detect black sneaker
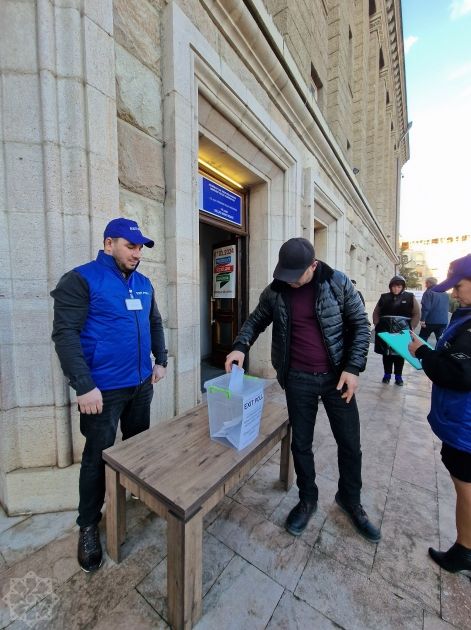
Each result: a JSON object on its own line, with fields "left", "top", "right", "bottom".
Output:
{"left": 394, "top": 376, "right": 404, "bottom": 386}
{"left": 382, "top": 374, "right": 391, "bottom": 384}
{"left": 429, "top": 543, "right": 471, "bottom": 573}
{"left": 335, "top": 492, "right": 381, "bottom": 543}
{"left": 78, "top": 524, "right": 103, "bottom": 572}
{"left": 285, "top": 500, "right": 317, "bottom": 536}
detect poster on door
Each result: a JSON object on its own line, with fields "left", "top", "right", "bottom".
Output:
{"left": 213, "top": 244, "right": 236, "bottom": 298}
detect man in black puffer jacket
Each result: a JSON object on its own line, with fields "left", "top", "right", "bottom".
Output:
{"left": 225, "top": 238, "right": 380, "bottom": 542}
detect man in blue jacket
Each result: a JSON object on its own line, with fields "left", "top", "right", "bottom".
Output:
{"left": 51, "top": 218, "right": 168, "bottom": 572}
{"left": 419, "top": 277, "right": 450, "bottom": 342}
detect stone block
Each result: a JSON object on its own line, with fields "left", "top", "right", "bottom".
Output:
{"left": 0, "top": 0, "right": 37, "bottom": 72}
{"left": 61, "top": 212, "right": 93, "bottom": 270}
{"left": 60, "top": 146, "right": 89, "bottom": 214}
{"left": 2, "top": 464, "right": 80, "bottom": 514}
{"left": 113, "top": 0, "right": 161, "bottom": 73}
{"left": 119, "top": 188, "right": 165, "bottom": 263}
{"left": 55, "top": 5, "right": 82, "bottom": 78}
{"left": 88, "top": 152, "right": 119, "bottom": 217}
{"left": 117, "top": 119, "right": 165, "bottom": 202}
{"left": 84, "top": 15, "right": 116, "bottom": 99}
{"left": 16, "top": 406, "right": 57, "bottom": 468}
{"left": 8, "top": 211, "right": 48, "bottom": 280}
{"left": 2, "top": 74, "right": 41, "bottom": 143}
{"left": 86, "top": 85, "right": 118, "bottom": 162}
{"left": 115, "top": 43, "right": 162, "bottom": 140}
{"left": 150, "top": 356, "right": 175, "bottom": 423}
{"left": 14, "top": 343, "right": 55, "bottom": 408}
{"left": 4, "top": 142, "right": 44, "bottom": 212}
{"left": 57, "top": 78, "right": 87, "bottom": 149}
{"left": 0, "top": 408, "right": 19, "bottom": 472}
{"left": 84, "top": 0, "right": 114, "bottom": 35}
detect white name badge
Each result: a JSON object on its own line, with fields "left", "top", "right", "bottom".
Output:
{"left": 125, "top": 298, "right": 143, "bottom": 311}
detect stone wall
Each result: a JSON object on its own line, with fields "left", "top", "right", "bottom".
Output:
{"left": 0, "top": 0, "right": 408, "bottom": 514}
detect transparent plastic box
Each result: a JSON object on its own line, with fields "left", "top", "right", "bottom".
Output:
{"left": 203, "top": 372, "right": 266, "bottom": 450}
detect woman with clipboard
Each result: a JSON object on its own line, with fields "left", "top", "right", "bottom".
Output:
{"left": 372, "top": 275, "right": 420, "bottom": 385}
{"left": 409, "top": 254, "right": 471, "bottom": 574}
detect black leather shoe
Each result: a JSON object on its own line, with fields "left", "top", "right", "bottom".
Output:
{"left": 285, "top": 500, "right": 317, "bottom": 536}
{"left": 78, "top": 524, "right": 103, "bottom": 572}
{"left": 335, "top": 492, "right": 381, "bottom": 543}
{"left": 429, "top": 543, "right": 471, "bottom": 573}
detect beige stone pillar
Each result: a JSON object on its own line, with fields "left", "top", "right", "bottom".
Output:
{"left": 0, "top": 0, "right": 118, "bottom": 514}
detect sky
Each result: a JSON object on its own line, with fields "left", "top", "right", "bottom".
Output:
{"left": 399, "top": 0, "right": 471, "bottom": 240}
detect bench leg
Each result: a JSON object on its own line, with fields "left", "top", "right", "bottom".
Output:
{"left": 105, "top": 464, "right": 126, "bottom": 563}
{"left": 279, "top": 423, "right": 294, "bottom": 490}
{"left": 167, "top": 510, "right": 203, "bottom": 630}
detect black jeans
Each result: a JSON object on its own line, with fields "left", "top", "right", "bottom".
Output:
{"left": 285, "top": 370, "right": 362, "bottom": 507}
{"left": 419, "top": 323, "right": 446, "bottom": 343}
{"left": 382, "top": 355, "right": 405, "bottom": 376}
{"left": 77, "top": 378, "right": 154, "bottom": 527}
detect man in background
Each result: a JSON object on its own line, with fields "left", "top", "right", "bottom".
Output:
{"left": 51, "top": 218, "right": 168, "bottom": 573}
{"left": 419, "top": 276, "right": 450, "bottom": 342}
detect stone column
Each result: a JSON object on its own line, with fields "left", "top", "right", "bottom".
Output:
{"left": 0, "top": 0, "right": 118, "bottom": 514}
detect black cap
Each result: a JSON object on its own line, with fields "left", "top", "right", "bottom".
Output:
{"left": 273, "top": 238, "right": 315, "bottom": 283}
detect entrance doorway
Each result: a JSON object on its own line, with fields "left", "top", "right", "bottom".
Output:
{"left": 199, "top": 223, "right": 247, "bottom": 390}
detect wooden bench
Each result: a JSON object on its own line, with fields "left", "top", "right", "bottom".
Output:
{"left": 103, "top": 387, "right": 293, "bottom": 630}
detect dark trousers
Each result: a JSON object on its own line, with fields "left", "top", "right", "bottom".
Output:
{"left": 285, "top": 370, "right": 362, "bottom": 507}
{"left": 419, "top": 323, "right": 446, "bottom": 343}
{"left": 382, "top": 355, "right": 405, "bottom": 376}
{"left": 77, "top": 378, "right": 154, "bottom": 527}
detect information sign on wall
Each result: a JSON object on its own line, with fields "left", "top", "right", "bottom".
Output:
{"left": 213, "top": 244, "right": 237, "bottom": 298}
{"left": 199, "top": 175, "right": 242, "bottom": 226}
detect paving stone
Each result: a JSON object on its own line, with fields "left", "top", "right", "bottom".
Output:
{"left": 233, "top": 458, "right": 289, "bottom": 519}
{"left": 6, "top": 512, "right": 167, "bottom": 630}
{"left": 92, "top": 588, "right": 168, "bottom": 629}
{"left": 371, "top": 477, "right": 440, "bottom": 612}
{"left": 0, "top": 511, "right": 77, "bottom": 566}
{"left": 207, "top": 500, "right": 311, "bottom": 590}
{"left": 440, "top": 571, "right": 471, "bottom": 629}
{"left": 266, "top": 589, "right": 339, "bottom": 629}
{"left": 0, "top": 506, "right": 30, "bottom": 536}
{"left": 295, "top": 547, "right": 424, "bottom": 630}
{"left": 195, "top": 555, "right": 283, "bottom": 630}
{"left": 136, "top": 531, "right": 234, "bottom": 621}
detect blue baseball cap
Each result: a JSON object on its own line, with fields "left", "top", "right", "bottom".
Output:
{"left": 433, "top": 254, "right": 471, "bottom": 292}
{"left": 103, "top": 218, "right": 154, "bottom": 248}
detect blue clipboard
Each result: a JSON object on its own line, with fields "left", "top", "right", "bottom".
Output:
{"left": 378, "top": 330, "right": 433, "bottom": 370}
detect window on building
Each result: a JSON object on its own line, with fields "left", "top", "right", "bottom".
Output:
{"left": 369, "top": 0, "right": 377, "bottom": 16}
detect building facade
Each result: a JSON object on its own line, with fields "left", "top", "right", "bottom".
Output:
{"left": 0, "top": 0, "right": 409, "bottom": 514}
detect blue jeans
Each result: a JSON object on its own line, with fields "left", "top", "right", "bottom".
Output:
{"left": 285, "top": 370, "right": 362, "bottom": 506}
{"left": 77, "top": 377, "right": 154, "bottom": 527}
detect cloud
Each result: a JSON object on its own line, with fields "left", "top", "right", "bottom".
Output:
{"left": 404, "top": 35, "right": 418, "bottom": 54}
{"left": 448, "top": 61, "right": 471, "bottom": 80}
{"left": 450, "top": 0, "right": 471, "bottom": 19}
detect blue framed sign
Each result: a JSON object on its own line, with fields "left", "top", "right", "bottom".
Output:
{"left": 199, "top": 175, "right": 242, "bottom": 227}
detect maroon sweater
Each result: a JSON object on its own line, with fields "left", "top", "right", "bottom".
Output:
{"left": 289, "top": 279, "right": 331, "bottom": 373}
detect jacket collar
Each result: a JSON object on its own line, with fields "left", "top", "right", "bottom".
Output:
{"left": 96, "top": 250, "right": 137, "bottom": 277}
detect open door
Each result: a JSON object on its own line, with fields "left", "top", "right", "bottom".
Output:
{"left": 210, "top": 238, "right": 241, "bottom": 368}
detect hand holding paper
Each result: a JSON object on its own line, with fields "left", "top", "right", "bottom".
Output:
{"left": 408, "top": 330, "right": 425, "bottom": 358}
{"left": 377, "top": 330, "right": 433, "bottom": 370}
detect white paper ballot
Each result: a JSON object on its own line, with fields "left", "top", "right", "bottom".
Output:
{"left": 228, "top": 364, "right": 244, "bottom": 393}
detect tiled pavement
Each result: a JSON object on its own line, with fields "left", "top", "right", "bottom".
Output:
{"left": 1, "top": 348, "right": 470, "bottom": 629}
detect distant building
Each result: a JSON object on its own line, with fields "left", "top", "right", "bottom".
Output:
{"left": 401, "top": 235, "right": 471, "bottom": 288}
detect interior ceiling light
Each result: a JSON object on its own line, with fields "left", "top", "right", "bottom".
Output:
{"left": 198, "top": 158, "right": 243, "bottom": 189}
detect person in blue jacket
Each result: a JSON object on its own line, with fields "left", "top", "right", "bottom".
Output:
{"left": 418, "top": 276, "right": 450, "bottom": 342}
{"left": 409, "top": 254, "right": 471, "bottom": 573}
{"left": 51, "top": 218, "right": 168, "bottom": 573}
